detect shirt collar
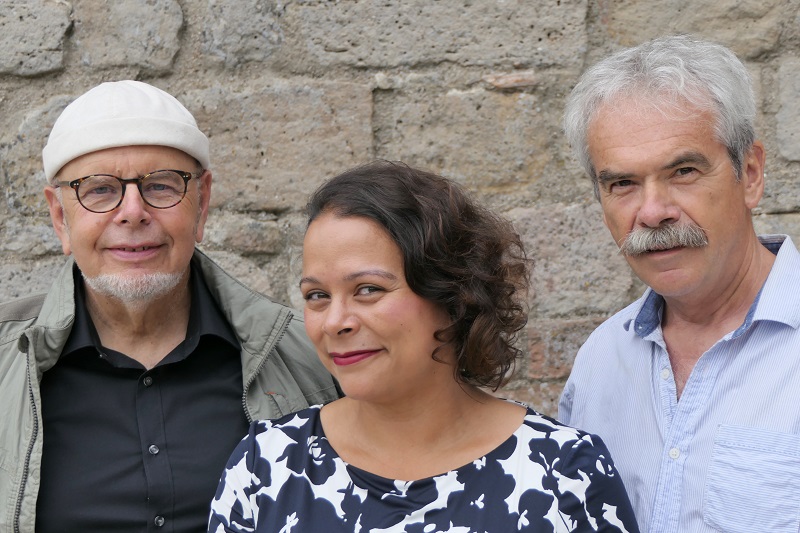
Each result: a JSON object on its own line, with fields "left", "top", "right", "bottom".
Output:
{"left": 627, "top": 234, "right": 798, "bottom": 338}
{"left": 185, "top": 259, "right": 240, "bottom": 352}
{"left": 61, "top": 264, "right": 100, "bottom": 355}
{"left": 750, "top": 234, "right": 800, "bottom": 328}
{"left": 627, "top": 289, "right": 663, "bottom": 337}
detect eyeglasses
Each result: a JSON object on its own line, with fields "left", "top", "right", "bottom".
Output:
{"left": 55, "top": 169, "right": 202, "bottom": 213}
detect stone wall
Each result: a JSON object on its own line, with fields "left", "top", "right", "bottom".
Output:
{"left": 2, "top": 0, "right": 799, "bottom": 416}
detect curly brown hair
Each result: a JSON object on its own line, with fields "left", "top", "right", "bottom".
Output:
{"left": 305, "top": 160, "right": 531, "bottom": 390}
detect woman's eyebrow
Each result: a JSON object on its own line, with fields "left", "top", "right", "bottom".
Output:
{"left": 298, "top": 269, "right": 398, "bottom": 288}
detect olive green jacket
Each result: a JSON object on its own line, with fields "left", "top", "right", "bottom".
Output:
{"left": 0, "top": 250, "right": 340, "bottom": 533}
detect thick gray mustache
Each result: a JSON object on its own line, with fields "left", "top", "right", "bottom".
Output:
{"left": 619, "top": 224, "right": 708, "bottom": 256}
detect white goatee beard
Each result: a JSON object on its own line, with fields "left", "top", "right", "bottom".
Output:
{"left": 82, "top": 272, "right": 184, "bottom": 305}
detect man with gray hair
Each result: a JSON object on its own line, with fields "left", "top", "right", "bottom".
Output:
{"left": 0, "top": 80, "right": 340, "bottom": 532}
{"left": 559, "top": 35, "right": 800, "bottom": 533}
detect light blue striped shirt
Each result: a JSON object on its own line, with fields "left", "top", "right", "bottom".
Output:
{"left": 559, "top": 234, "right": 800, "bottom": 533}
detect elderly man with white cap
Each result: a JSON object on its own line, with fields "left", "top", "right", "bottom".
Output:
{"left": 0, "top": 80, "right": 341, "bottom": 533}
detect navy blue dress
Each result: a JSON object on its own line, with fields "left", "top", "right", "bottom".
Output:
{"left": 208, "top": 405, "right": 639, "bottom": 532}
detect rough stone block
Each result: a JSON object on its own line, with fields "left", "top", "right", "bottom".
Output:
{"left": 185, "top": 81, "right": 373, "bottom": 213}
{"left": 777, "top": 57, "right": 800, "bottom": 162}
{"left": 1, "top": 95, "right": 72, "bottom": 216}
{"left": 0, "top": 1, "right": 70, "bottom": 76}
{"left": 594, "top": 0, "right": 783, "bottom": 59}
{"left": 507, "top": 202, "right": 638, "bottom": 318}
{"left": 73, "top": 0, "right": 183, "bottom": 73}
{"left": 0, "top": 219, "right": 61, "bottom": 256}
{"left": 527, "top": 318, "right": 606, "bottom": 380}
{"left": 494, "top": 379, "right": 567, "bottom": 418}
{"left": 201, "top": 214, "right": 307, "bottom": 308}
{"left": 203, "top": 212, "right": 283, "bottom": 255}
{"left": 754, "top": 212, "right": 800, "bottom": 244}
{"left": 0, "top": 257, "right": 65, "bottom": 301}
{"left": 201, "top": 244, "right": 302, "bottom": 308}
{"left": 202, "top": 0, "right": 283, "bottom": 67}
{"left": 201, "top": 249, "right": 281, "bottom": 304}
{"left": 280, "top": 0, "right": 587, "bottom": 70}
{"left": 374, "top": 83, "right": 589, "bottom": 209}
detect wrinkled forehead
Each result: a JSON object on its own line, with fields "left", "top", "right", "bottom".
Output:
{"left": 586, "top": 92, "right": 722, "bottom": 164}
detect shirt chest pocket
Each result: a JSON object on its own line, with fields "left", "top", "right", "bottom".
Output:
{"left": 703, "top": 425, "right": 800, "bottom": 533}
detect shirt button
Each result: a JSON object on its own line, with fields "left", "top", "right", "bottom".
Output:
{"left": 154, "top": 515, "right": 165, "bottom": 527}
{"left": 668, "top": 447, "right": 681, "bottom": 459}
{"left": 660, "top": 368, "right": 671, "bottom": 380}
{"left": 148, "top": 444, "right": 160, "bottom": 455}
{"left": 143, "top": 376, "right": 153, "bottom": 386}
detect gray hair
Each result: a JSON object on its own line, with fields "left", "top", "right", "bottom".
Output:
{"left": 563, "top": 34, "right": 757, "bottom": 199}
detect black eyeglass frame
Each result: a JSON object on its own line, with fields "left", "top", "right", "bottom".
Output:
{"left": 55, "top": 169, "right": 202, "bottom": 213}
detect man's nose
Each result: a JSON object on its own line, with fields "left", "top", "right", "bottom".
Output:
{"left": 636, "top": 181, "right": 681, "bottom": 228}
{"left": 113, "top": 183, "right": 151, "bottom": 224}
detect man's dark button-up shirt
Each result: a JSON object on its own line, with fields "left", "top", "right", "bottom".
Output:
{"left": 36, "top": 265, "right": 249, "bottom": 532}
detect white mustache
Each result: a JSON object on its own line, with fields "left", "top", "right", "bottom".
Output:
{"left": 619, "top": 224, "right": 708, "bottom": 256}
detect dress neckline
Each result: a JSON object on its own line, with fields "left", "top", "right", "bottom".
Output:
{"left": 310, "top": 403, "right": 535, "bottom": 484}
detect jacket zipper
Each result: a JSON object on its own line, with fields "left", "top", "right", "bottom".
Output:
{"left": 240, "top": 311, "right": 292, "bottom": 424}
{"left": 14, "top": 347, "right": 39, "bottom": 533}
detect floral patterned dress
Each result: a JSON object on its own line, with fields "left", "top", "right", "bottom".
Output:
{"left": 208, "top": 405, "right": 639, "bottom": 533}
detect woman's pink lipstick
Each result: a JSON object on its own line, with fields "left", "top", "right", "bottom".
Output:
{"left": 330, "top": 350, "right": 380, "bottom": 366}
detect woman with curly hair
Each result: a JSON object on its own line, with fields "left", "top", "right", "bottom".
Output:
{"left": 208, "top": 161, "right": 638, "bottom": 533}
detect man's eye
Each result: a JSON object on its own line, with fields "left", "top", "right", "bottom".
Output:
{"left": 143, "top": 182, "right": 180, "bottom": 194}
{"left": 676, "top": 167, "right": 696, "bottom": 176}
{"left": 85, "top": 185, "right": 115, "bottom": 196}
{"left": 608, "top": 179, "right": 633, "bottom": 191}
